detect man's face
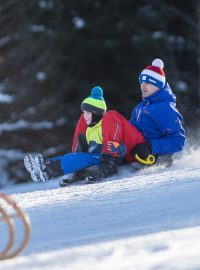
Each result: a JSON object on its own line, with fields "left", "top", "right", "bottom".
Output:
{"left": 140, "top": 82, "right": 159, "bottom": 98}
{"left": 83, "top": 111, "right": 92, "bottom": 125}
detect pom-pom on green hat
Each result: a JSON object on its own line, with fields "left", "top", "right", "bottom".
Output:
{"left": 81, "top": 86, "right": 107, "bottom": 116}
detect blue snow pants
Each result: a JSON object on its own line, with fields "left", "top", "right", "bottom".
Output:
{"left": 50, "top": 152, "right": 101, "bottom": 175}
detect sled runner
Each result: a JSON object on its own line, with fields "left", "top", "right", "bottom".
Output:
{"left": 0, "top": 193, "right": 31, "bottom": 260}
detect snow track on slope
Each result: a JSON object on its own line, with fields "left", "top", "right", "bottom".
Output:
{"left": 1, "top": 151, "right": 200, "bottom": 269}
{"left": 3, "top": 165, "right": 199, "bottom": 253}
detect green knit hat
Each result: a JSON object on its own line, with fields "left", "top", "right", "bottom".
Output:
{"left": 81, "top": 86, "right": 107, "bottom": 116}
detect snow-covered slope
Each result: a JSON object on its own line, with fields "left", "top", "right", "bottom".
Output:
{"left": 1, "top": 148, "right": 200, "bottom": 269}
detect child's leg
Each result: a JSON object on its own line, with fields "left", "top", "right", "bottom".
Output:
{"left": 24, "top": 152, "right": 101, "bottom": 182}
{"left": 50, "top": 152, "right": 101, "bottom": 175}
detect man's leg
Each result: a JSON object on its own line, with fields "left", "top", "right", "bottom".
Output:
{"left": 83, "top": 155, "right": 120, "bottom": 183}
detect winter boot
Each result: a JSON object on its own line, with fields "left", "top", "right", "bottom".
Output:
{"left": 24, "top": 154, "right": 44, "bottom": 182}
{"left": 24, "top": 154, "right": 40, "bottom": 182}
{"left": 34, "top": 154, "right": 49, "bottom": 182}
{"left": 44, "top": 159, "right": 64, "bottom": 178}
{"left": 59, "top": 169, "right": 87, "bottom": 187}
{"left": 34, "top": 154, "right": 65, "bottom": 181}
{"left": 24, "top": 154, "right": 49, "bottom": 182}
{"left": 85, "top": 155, "right": 119, "bottom": 183}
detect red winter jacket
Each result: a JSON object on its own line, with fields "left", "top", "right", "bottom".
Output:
{"left": 72, "top": 110, "right": 145, "bottom": 163}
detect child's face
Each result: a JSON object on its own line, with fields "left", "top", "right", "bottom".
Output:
{"left": 83, "top": 111, "right": 92, "bottom": 125}
{"left": 140, "top": 82, "right": 159, "bottom": 98}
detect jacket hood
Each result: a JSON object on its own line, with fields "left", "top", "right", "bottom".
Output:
{"left": 144, "top": 83, "right": 176, "bottom": 104}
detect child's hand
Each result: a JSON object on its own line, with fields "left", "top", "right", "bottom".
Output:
{"left": 107, "top": 141, "right": 120, "bottom": 153}
{"left": 106, "top": 141, "right": 127, "bottom": 157}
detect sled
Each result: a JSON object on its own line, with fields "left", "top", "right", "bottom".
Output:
{"left": 0, "top": 192, "right": 31, "bottom": 260}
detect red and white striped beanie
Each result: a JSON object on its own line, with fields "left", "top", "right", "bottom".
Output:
{"left": 139, "top": 59, "right": 166, "bottom": 88}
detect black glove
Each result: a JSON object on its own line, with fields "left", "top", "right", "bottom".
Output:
{"left": 131, "top": 142, "right": 152, "bottom": 160}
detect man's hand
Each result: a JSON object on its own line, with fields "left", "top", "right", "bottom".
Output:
{"left": 131, "top": 142, "right": 156, "bottom": 165}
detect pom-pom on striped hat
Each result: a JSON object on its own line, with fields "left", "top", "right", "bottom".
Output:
{"left": 139, "top": 59, "right": 166, "bottom": 88}
{"left": 81, "top": 86, "right": 107, "bottom": 116}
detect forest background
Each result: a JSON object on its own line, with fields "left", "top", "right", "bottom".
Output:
{"left": 0, "top": 0, "right": 199, "bottom": 185}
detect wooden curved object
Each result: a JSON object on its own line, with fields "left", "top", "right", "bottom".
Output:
{"left": 0, "top": 192, "right": 31, "bottom": 260}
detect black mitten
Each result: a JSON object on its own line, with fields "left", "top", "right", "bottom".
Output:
{"left": 131, "top": 143, "right": 152, "bottom": 160}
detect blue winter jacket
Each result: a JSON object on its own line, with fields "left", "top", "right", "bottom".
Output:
{"left": 130, "top": 84, "right": 185, "bottom": 155}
